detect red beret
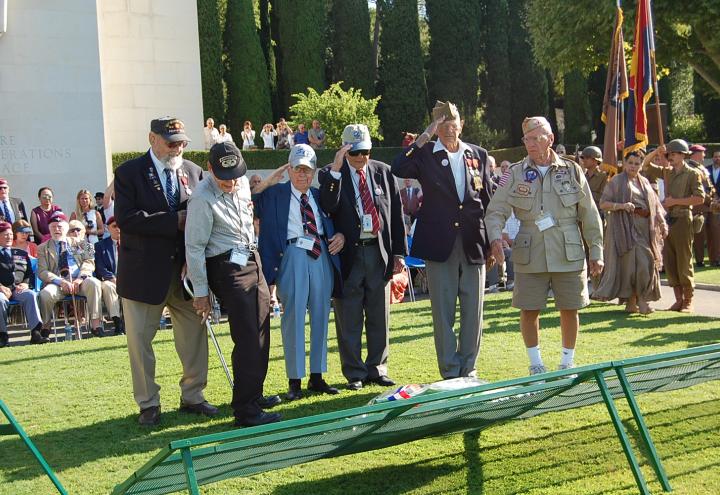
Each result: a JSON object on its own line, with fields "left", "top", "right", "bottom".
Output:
{"left": 48, "top": 213, "right": 68, "bottom": 224}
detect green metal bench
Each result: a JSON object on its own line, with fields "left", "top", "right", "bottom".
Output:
{"left": 0, "top": 399, "right": 68, "bottom": 495}
{"left": 113, "top": 343, "right": 720, "bottom": 495}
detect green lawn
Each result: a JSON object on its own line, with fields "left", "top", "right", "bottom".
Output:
{"left": 688, "top": 265, "right": 720, "bottom": 285}
{"left": 1, "top": 293, "right": 719, "bottom": 495}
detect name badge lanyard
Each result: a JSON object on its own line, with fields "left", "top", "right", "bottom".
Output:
{"left": 221, "top": 193, "right": 254, "bottom": 247}
{"left": 351, "top": 170, "right": 377, "bottom": 233}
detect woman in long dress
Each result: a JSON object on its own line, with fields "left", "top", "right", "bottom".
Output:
{"left": 592, "top": 150, "right": 667, "bottom": 314}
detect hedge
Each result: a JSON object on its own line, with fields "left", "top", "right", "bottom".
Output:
{"left": 111, "top": 146, "right": 528, "bottom": 172}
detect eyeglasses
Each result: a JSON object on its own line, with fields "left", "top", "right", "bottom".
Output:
{"left": 69, "top": 228, "right": 82, "bottom": 233}
{"left": 165, "top": 140, "right": 187, "bottom": 149}
{"left": 521, "top": 134, "right": 550, "bottom": 145}
{"left": 348, "top": 149, "right": 370, "bottom": 157}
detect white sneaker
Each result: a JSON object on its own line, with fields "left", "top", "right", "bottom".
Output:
{"left": 557, "top": 362, "right": 575, "bottom": 371}
{"left": 487, "top": 284, "right": 499, "bottom": 294}
{"left": 529, "top": 364, "right": 547, "bottom": 375}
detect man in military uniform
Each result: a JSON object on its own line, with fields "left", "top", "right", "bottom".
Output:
{"left": 641, "top": 139, "right": 704, "bottom": 311}
{"left": 580, "top": 146, "right": 608, "bottom": 212}
{"left": 486, "top": 117, "right": 604, "bottom": 375}
{"left": 687, "top": 144, "right": 715, "bottom": 267}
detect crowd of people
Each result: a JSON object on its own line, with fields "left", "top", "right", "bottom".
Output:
{"left": 1, "top": 105, "right": 714, "bottom": 430}
{"left": 203, "top": 117, "right": 327, "bottom": 152}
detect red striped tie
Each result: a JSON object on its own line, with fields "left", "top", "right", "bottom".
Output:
{"left": 358, "top": 169, "right": 380, "bottom": 235}
{"left": 300, "top": 193, "right": 322, "bottom": 259}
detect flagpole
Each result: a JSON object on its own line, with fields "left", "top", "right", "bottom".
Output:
{"left": 650, "top": 53, "right": 664, "bottom": 147}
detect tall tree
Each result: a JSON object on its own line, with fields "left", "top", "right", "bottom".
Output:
{"left": 272, "top": 0, "right": 328, "bottom": 113}
{"left": 258, "top": 0, "right": 280, "bottom": 119}
{"left": 478, "top": 0, "right": 512, "bottom": 145}
{"left": 376, "top": 0, "right": 428, "bottom": 145}
{"left": 507, "top": 0, "right": 548, "bottom": 144}
{"left": 196, "top": 0, "right": 225, "bottom": 123}
{"left": 426, "top": 0, "right": 481, "bottom": 116}
{"left": 563, "top": 70, "right": 593, "bottom": 145}
{"left": 224, "top": 0, "right": 272, "bottom": 140}
{"left": 329, "top": 0, "right": 374, "bottom": 97}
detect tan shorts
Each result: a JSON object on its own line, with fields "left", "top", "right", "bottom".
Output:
{"left": 512, "top": 271, "right": 589, "bottom": 310}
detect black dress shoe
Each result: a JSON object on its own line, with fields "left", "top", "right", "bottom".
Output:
{"left": 30, "top": 330, "right": 49, "bottom": 345}
{"left": 256, "top": 395, "right": 282, "bottom": 409}
{"left": 112, "top": 317, "right": 125, "bottom": 335}
{"left": 308, "top": 378, "right": 340, "bottom": 395}
{"left": 0, "top": 332, "right": 8, "bottom": 348}
{"left": 179, "top": 400, "right": 220, "bottom": 417}
{"left": 40, "top": 328, "right": 51, "bottom": 339}
{"left": 234, "top": 411, "right": 282, "bottom": 428}
{"left": 346, "top": 380, "right": 363, "bottom": 391}
{"left": 286, "top": 380, "right": 303, "bottom": 401}
{"left": 367, "top": 375, "right": 396, "bottom": 387}
{"left": 138, "top": 406, "right": 161, "bottom": 426}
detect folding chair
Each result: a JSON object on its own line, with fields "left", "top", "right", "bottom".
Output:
{"left": 404, "top": 236, "right": 427, "bottom": 302}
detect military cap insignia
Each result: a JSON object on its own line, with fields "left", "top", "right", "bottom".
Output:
{"left": 220, "top": 155, "right": 238, "bottom": 168}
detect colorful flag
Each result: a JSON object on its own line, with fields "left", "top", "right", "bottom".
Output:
{"left": 601, "top": 1, "right": 628, "bottom": 176}
{"left": 624, "top": 0, "right": 655, "bottom": 155}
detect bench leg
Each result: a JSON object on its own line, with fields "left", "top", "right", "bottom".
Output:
{"left": 181, "top": 447, "right": 200, "bottom": 495}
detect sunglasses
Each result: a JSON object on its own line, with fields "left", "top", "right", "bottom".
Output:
{"left": 165, "top": 140, "right": 187, "bottom": 149}
{"left": 348, "top": 149, "right": 370, "bottom": 157}
{"left": 69, "top": 228, "right": 82, "bottom": 233}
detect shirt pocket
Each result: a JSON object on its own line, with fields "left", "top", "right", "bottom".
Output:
{"left": 511, "top": 233, "right": 531, "bottom": 265}
{"left": 553, "top": 180, "right": 582, "bottom": 207}
{"left": 563, "top": 228, "right": 585, "bottom": 261}
{"left": 507, "top": 187, "right": 536, "bottom": 211}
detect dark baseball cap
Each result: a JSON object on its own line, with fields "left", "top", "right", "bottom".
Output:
{"left": 150, "top": 117, "right": 191, "bottom": 143}
{"left": 208, "top": 142, "right": 247, "bottom": 180}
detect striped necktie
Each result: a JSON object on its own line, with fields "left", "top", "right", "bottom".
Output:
{"left": 300, "top": 193, "right": 321, "bottom": 259}
{"left": 163, "top": 169, "right": 178, "bottom": 211}
{"left": 357, "top": 169, "right": 380, "bottom": 235}
{"left": 2, "top": 201, "right": 10, "bottom": 222}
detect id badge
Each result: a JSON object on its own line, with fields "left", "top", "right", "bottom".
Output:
{"left": 230, "top": 248, "right": 249, "bottom": 267}
{"left": 296, "top": 235, "right": 315, "bottom": 251}
{"left": 534, "top": 212, "right": 557, "bottom": 232}
{"left": 362, "top": 214, "right": 373, "bottom": 232}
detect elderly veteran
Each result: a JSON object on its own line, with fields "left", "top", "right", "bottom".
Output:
{"left": 485, "top": 116, "right": 604, "bottom": 375}
{"left": 319, "top": 124, "right": 407, "bottom": 391}
{"left": 392, "top": 101, "right": 494, "bottom": 380}
{"left": 252, "top": 144, "right": 345, "bottom": 401}
{"left": 37, "top": 213, "right": 105, "bottom": 338}
{"left": 186, "top": 141, "right": 282, "bottom": 428}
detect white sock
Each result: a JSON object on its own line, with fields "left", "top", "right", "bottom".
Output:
{"left": 561, "top": 347, "right": 575, "bottom": 366}
{"left": 526, "top": 346, "right": 543, "bottom": 367}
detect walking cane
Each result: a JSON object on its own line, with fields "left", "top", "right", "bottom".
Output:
{"left": 183, "top": 277, "right": 234, "bottom": 389}
{"left": 59, "top": 258, "right": 83, "bottom": 341}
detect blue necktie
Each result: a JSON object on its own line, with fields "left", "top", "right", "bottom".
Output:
{"left": 2, "top": 201, "right": 10, "bottom": 222}
{"left": 1, "top": 248, "right": 11, "bottom": 263}
{"left": 58, "top": 241, "right": 69, "bottom": 273}
{"left": 163, "top": 169, "right": 178, "bottom": 211}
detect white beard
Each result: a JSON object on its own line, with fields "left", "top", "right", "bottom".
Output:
{"left": 162, "top": 154, "right": 183, "bottom": 171}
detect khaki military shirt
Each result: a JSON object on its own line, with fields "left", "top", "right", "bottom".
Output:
{"left": 643, "top": 162, "right": 704, "bottom": 217}
{"left": 585, "top": 169, "right": 608, "bottom": 207}
{"left": 486, "top": 152, "right": 603, "bottom": 273}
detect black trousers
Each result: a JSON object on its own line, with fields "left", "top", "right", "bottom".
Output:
{"left": 206, "top": 250, "right": 271, "bottom": 420}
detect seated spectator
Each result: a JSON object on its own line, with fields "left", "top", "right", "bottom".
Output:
{"left": 241, "top": 121, "right": 256, "bottom": 150}
{"left": 0, "top": 178, "right": 28, "bottom": 224}
{"left": 217, "top": 124, "right": 233, "bottom": 144}
{"left": 94, "top": 191, "right": 106, "bottom": 224}
{"left": 276, "top": 119, "right": 293, "bottom": 149}
{"left": 70, "top": 189, "right": 105, "bottom": 244}
{"left": 30, "top": 187, "right": 62, "bottom": 243}
{"left": 12, "top": 220, "right": 38, "bottom": 258}
{"left": 308, "top": 120, "right": 326, "bottom": 150}
{"left": 37, "top": 213, "right": 105, "bottom": 338}
{"left": 94, "top": 216, "right": 123, "bottom": 335}
{"left": 0, "top": 222, "right": 46, "bottom": 347}
{"left": 67, "top": 220, "right": 86, "bottom": 240}
{"left": 293, "top": 123, "right": 309, "bottom": 145}
{"left": 261, "top": 123, "right": 277, "bottom": 149}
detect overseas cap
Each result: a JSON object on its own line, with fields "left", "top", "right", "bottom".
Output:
{"left": 288, "top": 144, "right": 316, "bottom": 169}
{"left": 522, "top": 116, "right": 552, "bottom": 136}
{"left": 150, "top": 117, "right": 191, "bottom": 143}
{"left": 666, "top": 139, "right": 691, "bottom": 155}
{"left": 581, "top": 146, "right": 603, "bottom": 161}
{"left": 342, "top": 124, "right": 372, "bottom": 152}
{"left": 208, "top": 141, "right": 247, "bottom": 180}
{"left": 431, "top": 101, "right": 460, "bottom": 122}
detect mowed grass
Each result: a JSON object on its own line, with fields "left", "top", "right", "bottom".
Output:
{"left": 0, "top": 292, "right": 719, "bottom": 495}
{"left": 688, "top": 264, "right": 720, "bottom": 285}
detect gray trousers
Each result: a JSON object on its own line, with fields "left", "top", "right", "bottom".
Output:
{"left": 333, "top": 243, "right": 390, "bottom": 382}
{"left": 0, "top": 289, "right": 42, "bottom": 333}
{"left": 426, "top": 235, "right": 485, "bottom": 378}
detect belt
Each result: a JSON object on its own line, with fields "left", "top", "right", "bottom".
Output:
{"left": 356, "top": 237, "right": 378, "bottom": 246}
{"left": 287, "top": 236, "right": 326, "bottom": 245}
{"left": 208, "top": 247, "right": 256, "bottom": 261}
{"left": 520, "top": 218, "right": 578, "bottom": 227}
{"left": 633, "top": 208, "right": 650, "bottom": 218}
{"left": 669, "top": 208, "right": 691, "bottom": 218}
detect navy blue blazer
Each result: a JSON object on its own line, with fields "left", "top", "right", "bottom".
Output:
{"left": 706, "top": 165, "right": 720, "bottom": 200}
{"left": 94, "top": 237, "right": 117, "bottom": 281}
{"left": 253, "top": 182, "right": 342, "bottom": 296}
{"left": 392, "top": 140, "right": 493, "bottom": 264}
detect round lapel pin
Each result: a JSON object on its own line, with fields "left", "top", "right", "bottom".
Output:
{"left": 441, "top": 159, "right": 449, "bottom": 166}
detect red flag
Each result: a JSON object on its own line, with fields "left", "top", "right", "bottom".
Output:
{"left": 601, "top": 2, "right": 628, "bottom": 176}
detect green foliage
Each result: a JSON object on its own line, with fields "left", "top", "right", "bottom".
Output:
{"left": 563, "top": 70, "right": 593, "bottom": 144}
{"left": 507, "top": 0, "right": 548, "bottom": 144}
{"left": 258, "top": 0, "right": 280, "bottom": 119}
{"left": 289, "top": 82, "right": 382, "bottom": 148}
{"left": 461, "top": 110, "right": 509, "bottom": 151}
{"left": 695, "top": 76, "right": 720, "bottom": 141}
{"left": 669, "top": 63, "right": 695, "bottom": 119}
{"left": 196, "top": 0, "right": 226, "bottom": 123}
{"left": 224, "top": 0, "right": 273, "bottom": 144}
{"left": 671, "top": 114, "right": 707, "bottom": 143}
{"left": 426, "top": 0, "right": 481, "bottom": 116}
{"left": 478, "top": 0, "right": 512, "bottom": 146}
{"left": 376, "top": 0, "right": 428, "bottom": 146}
{"left": 328, "top": 0, "right": 375, "bottom": 97}
{"left": 272, "top": 0, "right": 328, "bottom": 112}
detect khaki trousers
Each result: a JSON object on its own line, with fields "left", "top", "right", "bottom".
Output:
{"left": 123, "top": 266, "right": 208, "bottom": 410}
{"left": 101, "top": 280, "right": 121, "bottom": 318}
{"left": 39, "top": 277, "right": 102, "bottom": 324}
{"left": 663, "top": 216, "right": 694, "bottom": 287}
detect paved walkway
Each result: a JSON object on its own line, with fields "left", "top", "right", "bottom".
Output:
{"left": 654, "top": 284, "right": 720, "bottom": 318}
